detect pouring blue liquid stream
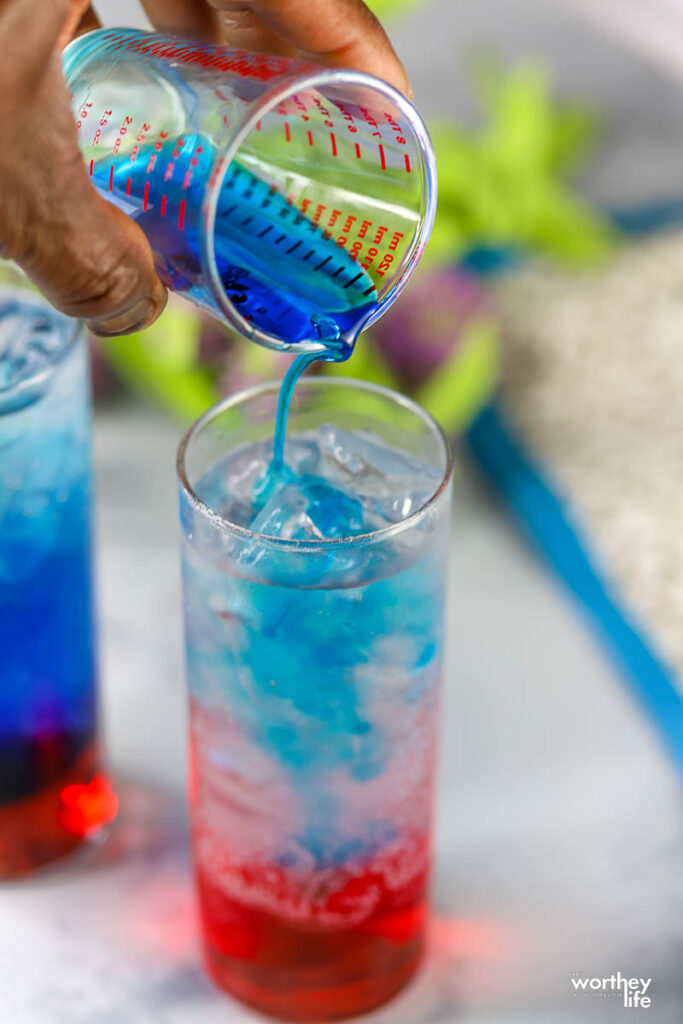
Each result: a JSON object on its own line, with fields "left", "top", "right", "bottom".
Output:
{"left": 271, "top": 316, "right": 357, "bottom": 471}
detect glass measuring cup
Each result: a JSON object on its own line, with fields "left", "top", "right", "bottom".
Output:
{"left": 63, "top": 29, "right": 437, "bottom": 354}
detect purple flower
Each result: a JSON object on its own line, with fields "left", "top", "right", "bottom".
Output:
{"left": 372, "top": 268, "right": 497, "bottom": 393}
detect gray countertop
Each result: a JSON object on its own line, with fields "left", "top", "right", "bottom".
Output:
{"left": 1, "top": 403, "right": 681, "bottom": 1023}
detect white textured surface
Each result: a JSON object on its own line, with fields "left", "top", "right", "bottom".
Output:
{"left": 0, "top": 403, "right": 681, "bottom": 1023}
{"left": 497, "top": 232, "right": 683, "bottom": 677}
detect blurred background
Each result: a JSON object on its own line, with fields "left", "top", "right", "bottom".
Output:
{"left": 2, "top": 1, "right": 683, "bottom": 1021}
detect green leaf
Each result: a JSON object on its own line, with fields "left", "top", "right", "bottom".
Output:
{"left": 364, "top": 0, "right": 428, "bottom": 17}
{"left": 528, "top": 181, "right": 616, "bottom": 262}
{"left": 549, "top": 105, "right": 601, "bottom": 174}
{"left": 100, "top": 306, "right": 219, "bottom": 421}
{"left": 477, "top": 61, "right": 555, "bottom": 173}
{"left": 416, "top": 319, "right": 501, "bottom": 435}
{"left": 427, "top": 59, "right": 617, "bottom": 269}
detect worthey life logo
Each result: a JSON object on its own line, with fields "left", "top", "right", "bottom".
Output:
{"left": 571, "top": 972, "right": 652, "bottom": 1008}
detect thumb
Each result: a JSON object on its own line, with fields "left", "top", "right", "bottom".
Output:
{"left": 0, "top": 52, "right": 167, "bottom": 337}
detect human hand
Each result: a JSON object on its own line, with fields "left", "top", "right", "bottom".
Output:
{"left": 0, "top": 0, "right": 408, "bottom": 337}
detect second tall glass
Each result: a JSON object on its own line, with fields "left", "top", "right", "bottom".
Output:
{"left": 0, "top": 279, "right": 115, "bottom": 875}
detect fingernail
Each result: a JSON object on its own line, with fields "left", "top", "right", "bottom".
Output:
{"left": 87, "top": 289, "right": 167, "bottom": 338}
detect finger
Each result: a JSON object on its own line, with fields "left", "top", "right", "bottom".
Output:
{"left": 211, "top": 0, "right": 412, "bottom": 95}
{"left": 1, "top": 56, "right": 167, "bottom": 336}
{"left": 142, "top": 0, "right": 291, "bottom": 51}
{"left": 73, "top": 6, "right": 101, "bottom": 39}
{"left": 57, "top": 1, "right": 98, "bottom": 49}
{"left": 209, "top": 1, "right": 297, "bottom": 55}
{"left": 33, "top": 188, "right": 169, "bottom": 338}
{"left": 140, "top": 0, "right": 222, "bottom": 42}
{"left": 15, "top": 177, "right": 168, "bottom": 337}
{"left": 142, "top": 0, "right": 411, "bottom": 92}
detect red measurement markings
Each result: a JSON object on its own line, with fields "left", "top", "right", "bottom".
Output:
{"left": 153, "top": 130, "right": 170, "bottom": 153}
{"left": 383, "top": 111, "right": 407, "bottom": 142}
{"left": 143, "top": 181, "right": 150, "bottom": 211}
{"left": 160, "top": 194, "right": 167, "bottom": 217}
{"left": 76, "top": 101, "right": 92, "bottom": 132}
{"left": 108, "top": 166, "right": 114, "bottom": 192}
{"left": 290, "top": 93, "right": 311, "bottom": 123}
{"left": 335, "top": 101, "right": 358, "bottom": 135}
{"left": 102, "top": 34, "right": 300, "bottom": 83}
{"left": 355, "top": 143, "right": 361, "bottom": 159}
{"left": 92, "top": 108, "right": 111, "bottom": 150}
{"left": 404, "top": 153, "right": 411, "bottom": 173}
{"left": 126, "top": 177, "right": 131, "bottom": 197}
{"left": 113, "top": 114, "right": 134, "bottom": 156}
{"left": 358, "top": 106, "right": 380, "bottom": 132}
{"left": 330, "top": 132, "right": 337, "bottom": 156}
{"left": 89, "top": 160, "right": 94, "bottom": 176}
{"left": 311, "top": 95, "right": 334, "bottom": 127}
{"left": 379, "top": 145, "right": 386, "bottom": 170}
{"left": 284, "top": 122, "right": 291, "bottom": 142}
{"left": 307, "top": 130, "right": 313, "bottom": 147}
{"left": 178, "top": 198, "right": 187, "bottom": 231}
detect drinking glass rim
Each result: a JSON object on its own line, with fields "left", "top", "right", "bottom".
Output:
{"left": 0, "top": 287, "right": 84, "bottom": 408}
{"left": 177, "top": 376, "right": 454, "bottom": 551}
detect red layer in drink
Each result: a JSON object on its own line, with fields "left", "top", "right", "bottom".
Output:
{"left": 0, "top": 740, "right": 117, "bottom": 877}
{"left": 196, "top": 848, "right": 429, "bottom": 1020}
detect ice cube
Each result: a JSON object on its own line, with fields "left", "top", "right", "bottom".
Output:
{"left": 250, "top": 483, "right": 319, "bottom": 540}
{"left": 281, "top": 437, "right": 320, "bottom": 476}
{"left": 224, "top": 445, "right": 270, "bottom": 503}
{"left": 249, "top": 474, "right": 366, "bottom": 541}
{"left": 200, "top": 436, "right": 320, "bottom": 530}
{"left": 297, "top": 477, "right": 366, "bottom": 538}
{"left": 317, "top": 424, "right": 434, "bottom": 483}
{"left": 194, "top": 443, "right": 268, "bottom": 528}
{"left": 316, "top": 424, "right": 442, "bottom": 524}
{"left": 0, "top": 295, "right": 73, "bottom": 406}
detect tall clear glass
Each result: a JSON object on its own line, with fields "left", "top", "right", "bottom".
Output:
{"left": 177, "top": 379, "right": 452, "bottom": 1020}
{"left": 63, "top": 29, "right": 436, "bottom": 352}
{"left": 0, "top": 275, "right": 115, "bottom": 876}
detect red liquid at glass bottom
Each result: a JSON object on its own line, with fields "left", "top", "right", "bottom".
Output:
{"left": 0, "top": 740, "right": 118, "bottom": 877}
{"left": 197, "top": 859, "right": 428, "bottom": 1021}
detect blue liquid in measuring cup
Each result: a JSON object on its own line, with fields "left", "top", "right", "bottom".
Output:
{"left": 91, "top": 134, "right": 381, "bottom": 490}
{"left": 91, "top": 135, "right": 378, "bottom": 351}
